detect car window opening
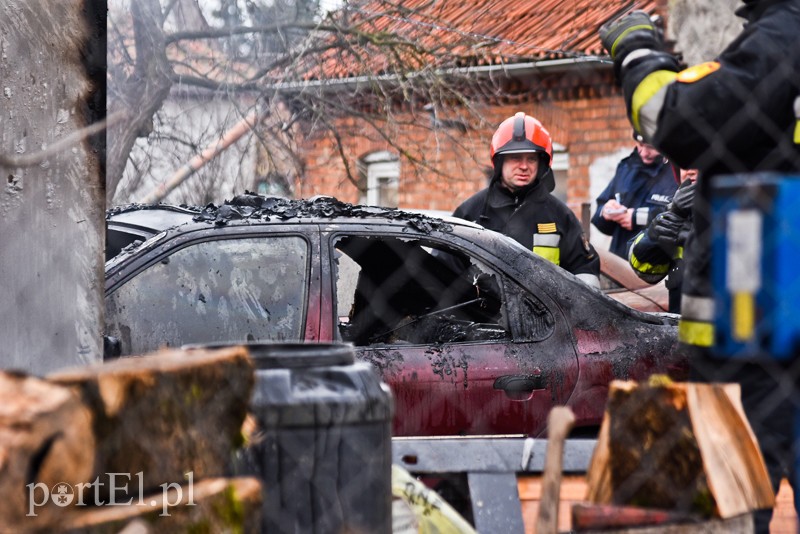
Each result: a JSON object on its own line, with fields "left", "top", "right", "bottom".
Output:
{"left": 105, "top": 236, "right": 309, "bottom": 355}
{"left": 333, "top": 235, "right": 509, "bottom": 346}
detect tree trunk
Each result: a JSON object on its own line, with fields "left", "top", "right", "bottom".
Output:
{"left": 48, "top": 346, "right": 254, "bottom": 500}
{"left": 0, "top": 0, "right": 105, "bottom": 374}
{"left": 106, "top": 0, "right": 174, "bottom": 201}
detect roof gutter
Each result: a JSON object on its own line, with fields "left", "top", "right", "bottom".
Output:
{"left": 269, "top": 56, "right": 610, "bottom": 93}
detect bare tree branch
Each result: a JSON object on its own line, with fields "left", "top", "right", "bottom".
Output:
{"left": 107, "top": 0, "right": 507, "bottom": 206}
{"left": 165, "top": 22, "right": 341, "bottom": 44}
{"left": 0, "top": 112, "right": 126, "bottom": 169}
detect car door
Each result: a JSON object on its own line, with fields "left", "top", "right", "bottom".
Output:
{"left": 321, "top": 225, "right": 578, "bottom": 437}
{"left": 105, "top": 224, "right": 321, "bottom": 356}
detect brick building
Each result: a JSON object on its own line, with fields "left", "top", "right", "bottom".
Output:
{"left": 291, "top": 0, "right": 669, "bottom": 230}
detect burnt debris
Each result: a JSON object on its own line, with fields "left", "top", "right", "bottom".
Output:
{"left": 107, "top": 193, "right": 455, "bottom": 234}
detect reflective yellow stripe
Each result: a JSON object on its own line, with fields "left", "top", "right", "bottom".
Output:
{"left": 611, "top": 25, "right": 656, "bottom": 58}
{"left": 629, "top": 252, "right": 670, "bottom": 276}
{"left": 533, "top": 246, "right": 560, "bottom": 266}
{"left": 631, "top": 70, "right": 678, "bottom": 133}
{"left": 732, "top": 292, "right": 755, "bottom": 342}
{"left": 794, "top": 97, "right": 800, "bottom": 143}
{"left": 628, "top": 233, "right": 670, "bottom": 277}
{"left": 675, "top": 246, "right": 683, "bottom": 259}
{"left": 678, "top": 318, "right": 714, "bottom": 347}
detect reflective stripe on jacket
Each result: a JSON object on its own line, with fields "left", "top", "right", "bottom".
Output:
{"left": 453, "top": 172, "right": 600, "bottom": 281}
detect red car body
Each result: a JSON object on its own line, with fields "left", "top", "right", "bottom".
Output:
{"left": 105, "top": 196, "right": 687, "bottom": 438}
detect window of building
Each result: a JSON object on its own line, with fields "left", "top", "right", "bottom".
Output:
{"left": 551, "top": 142, "right": 569, "bottom": 202}
{"left": 358, "top": 151, "right": 399, "bottom": 207}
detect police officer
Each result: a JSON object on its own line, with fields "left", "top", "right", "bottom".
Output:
{"left": 453, "top": 112, "right": 600, "bottom": 287}
{"left": 600, "top": 2, "right": 800, "bottom": 530}
{"left": 592, "top": 132, "right": 677, "bottom": 259}
{"left": 628, "top": 168, "right": 697, "bottom": 313}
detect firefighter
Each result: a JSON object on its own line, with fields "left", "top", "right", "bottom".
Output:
{"left": 599, "top": 2, "right": 800, "bottom": 529}
{"left": 628, "top": 168, "right": 697, "bottom": 313}
{"left": 452, "top": 112, "right": 600, "bottom": 288}
{"left": 591, "top": 132, "right": 677, "bottom": 259}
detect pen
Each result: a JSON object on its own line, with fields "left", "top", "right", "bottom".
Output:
{"left": 615, "top": 193, "right": 621, "bottom": 203}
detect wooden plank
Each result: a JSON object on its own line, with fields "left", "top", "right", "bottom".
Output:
{"left": 574, "top": 513, "right": 753, "bottom": 533}
{"left": 771, "top": 481, "right": 798, "bottom": 534}
{"left": 518, "top": 477, "right": 797, "bottom": 533}
{"left": 519, "top": 476, "right": 587, "bottom": 533}
{"left": 585, "top": 412, "right": 611, "bottom": 503}
{"left": 572, "top": 503, "right": 697, "bottom": 530}
{"left": 687, "top": 384, "right": 774, "bottom": 516}
{"left": 392, "top": 436, "right": 596, "bottom": 473}
{"left": 537, "top": 407, "right": 576, "bottom": 534}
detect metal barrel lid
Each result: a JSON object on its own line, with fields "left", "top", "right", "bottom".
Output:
{"left": 182, "top": 341, "right": 355, "bottom": 369}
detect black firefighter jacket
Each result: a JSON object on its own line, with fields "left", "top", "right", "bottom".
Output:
{"left": 620, "top": 0, "right": 800, "bottom": 345}
{"left": 453, "top": 169, "right": 600, "bottom": 283}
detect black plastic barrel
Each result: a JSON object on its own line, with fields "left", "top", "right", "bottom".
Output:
{"left": 235, "top": 342, "right": 393, "bottom": 534}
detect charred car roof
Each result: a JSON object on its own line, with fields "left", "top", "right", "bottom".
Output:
{"left": 107, "top": 194, "right": 477, "bottom": 230}
{"left": 106, "top": 194, "right": 484, "bottom": 260}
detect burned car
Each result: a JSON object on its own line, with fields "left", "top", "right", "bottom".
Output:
{"left": 105, "top": 194, "right": 687, "bottom": 437}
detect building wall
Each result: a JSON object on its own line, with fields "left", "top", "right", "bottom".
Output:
{"left": 297, "top": 75, "right": 634, "bottom": 223}
{"left": 115, "top": 92, "right": 259, "bottom": 206}
{"left": 294, "top": 0, "right": 742, "bottom": 220}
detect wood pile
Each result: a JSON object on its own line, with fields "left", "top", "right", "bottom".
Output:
{"left": 0, "top": 346, "right": 260, "bottom": 532}
{"left": 581, "top": 378, "right": 775, "bottom": 531}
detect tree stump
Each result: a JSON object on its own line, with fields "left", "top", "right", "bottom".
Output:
{"left": 586, "top": 379, "right": 774, "bottom": 519}
{"left": 0, "top": 371, "right": 94, "bottom": 528}
{"left": 48, "top": 346, "right": 254, "bottom": 500}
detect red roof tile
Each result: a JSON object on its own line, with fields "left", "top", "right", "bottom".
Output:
{"left": 308, "top": 0, "right": 660, "bottom": 79}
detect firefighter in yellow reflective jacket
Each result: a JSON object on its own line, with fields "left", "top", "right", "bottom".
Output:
{"left": 453, "top": 113, "right": 600, "bottom": 288}
{"left": 628, "top": 168, "right": 697, "bottom": 313}
{"left": 600, "top": 3, "right": 800, "bottom": 530}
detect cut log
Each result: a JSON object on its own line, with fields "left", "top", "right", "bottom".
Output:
{"left": 585, "top": 379, "right": 774, "bottom": 519}
{"left": 572, "top": 507, "right": 754, "bottom": 533}
{"left": 572, "top": 503, "right": 697, "bottom": 530}
{"left": 59, "top": 476, "right": 262, "bottom": 533}
{"left": 48, "top": 347, "right": 254, "bottom": 500}
{"left": 0, "top": 371, "right": 94, "bottom": 528}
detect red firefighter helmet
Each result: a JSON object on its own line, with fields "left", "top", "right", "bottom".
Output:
{"left": 490, "top": 112, "right": 553, "bottom": 167}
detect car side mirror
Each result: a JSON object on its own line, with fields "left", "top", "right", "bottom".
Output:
{"left": 103, "top": 335, "right": 121, "bottom": 359}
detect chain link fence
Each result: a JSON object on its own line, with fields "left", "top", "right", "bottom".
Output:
{"left": 98, "top": 182, "right": 799, "bottom": 531}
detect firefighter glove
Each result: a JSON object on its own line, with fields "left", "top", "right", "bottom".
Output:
{"left": 647, "top": 211, "right": 691, "bottom": 248}
{"left": 599, "top": 10, "right": 665, "bottom": 82}
{"left": 600, "top": 10, "right": 662, "bottom": 59}
{"left": 668, "top": 181, "right": 696, "bottom": 219}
